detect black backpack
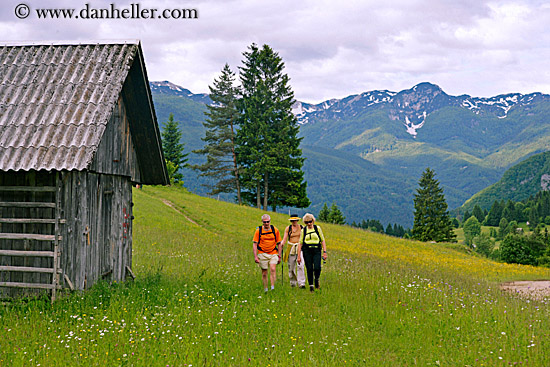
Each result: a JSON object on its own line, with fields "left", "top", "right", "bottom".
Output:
{"left": 302, "top": 225, "right": 322, "bottom": 248}
{"left": 257, "top": 225, "right": 278, "bottom": 252}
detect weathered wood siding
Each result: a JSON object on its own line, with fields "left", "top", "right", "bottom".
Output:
{"left": 89, "top": 97, "right": 142, "bottom": 183}
{"left": 0, "top": 171, "right": 57, "bottom": 298}
{"left": 59, "top": 171, "right": 133, "bottom": 290}
{"left": 0, "top": 170, "right": 133, "bottom": 296}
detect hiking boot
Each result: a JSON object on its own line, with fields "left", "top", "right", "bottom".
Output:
{"left": 309, "top": 285, "right": 314, "bottom": 292}
{"left": 315, "top": 279, "right": 320, "bottom": 289}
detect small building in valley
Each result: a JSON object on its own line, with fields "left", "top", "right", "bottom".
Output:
{"left": 0, "top": 41, "right": 169, "bottom": 300}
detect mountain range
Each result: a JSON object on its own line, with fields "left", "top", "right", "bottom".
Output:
{"left": 150, "top": 81, "right": 550, "bottom": 226}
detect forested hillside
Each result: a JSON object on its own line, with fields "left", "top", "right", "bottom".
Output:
{"left": 150, "top": 81, "right": 550, "bottom": 226}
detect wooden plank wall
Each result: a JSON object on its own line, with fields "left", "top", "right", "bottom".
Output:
{"left": 60, "top": 171, "right": 133, "bottom": 290}
{"left": 1, "top": 170, "right": 133, "bottom": 297}
{"left": 89, "top": 96, "right": 142, "bottom": 183}
{"left": 0, "top": 171, "right": 56, "bottom": 298}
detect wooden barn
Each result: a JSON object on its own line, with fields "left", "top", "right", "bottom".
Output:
{"left": 0, "top": 41, "right": 169, "bottom": 300}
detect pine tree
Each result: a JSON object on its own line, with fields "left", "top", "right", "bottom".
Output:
{"left": 385, "top": 223, "right": 394, "bottom": 236}
{"left": 472, "top": 205, "right": 485, "bottom": 224}
{"left": 318, "top": 203, "right": 330, "bottom": 222}
{"left": 161, "top": 113, "right": 187, "bottom": 184}
{"left": 328, "top": 203, "right": 346, "bottom": 224}
{"left": 498, "top": 217, "right": 509, "bottom": 240}
{"left": 502, "top": 200, "right": 517, "bottom": 222}
{"left": 236, "top": 43, "right": 309, "bottom": 210}
{"left": 412, "top": 168, "right": 456, "bottom": 242}
{"left": 193, "top": 64, "right": 242, "bottom": 203}
{"left": 486, "top": 200, "right": 504, "bottom": 226}
{"left": 462, "top": 210, "right": 472, "bottom": 224}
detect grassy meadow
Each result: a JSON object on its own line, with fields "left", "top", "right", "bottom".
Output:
{"left": 2, "top": 185, "right": 550, "bottom": 366}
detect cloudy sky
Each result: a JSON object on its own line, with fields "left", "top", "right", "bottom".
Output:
{"left": 2, "top": 0, "right": 549, "bottom": 103}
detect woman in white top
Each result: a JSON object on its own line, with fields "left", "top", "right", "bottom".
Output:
{"left": 281, "top": 214, "right": 306, "bottom": 288}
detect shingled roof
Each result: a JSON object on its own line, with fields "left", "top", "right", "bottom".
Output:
{"left": 0, "top": 40, "right": 168, "bottom": 185}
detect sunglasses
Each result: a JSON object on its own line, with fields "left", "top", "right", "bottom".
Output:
{"left": 304, "top": 220, "right": 312, "bottom": 224}
{"left": 263, "top": 220, "right": 270, "bottom": 223}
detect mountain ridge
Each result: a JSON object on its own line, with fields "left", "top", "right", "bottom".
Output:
{"left": 149, "top": 80, "right": 550, "bottom": 226}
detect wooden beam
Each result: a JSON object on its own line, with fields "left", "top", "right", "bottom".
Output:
{"left": 0, "top": 218, "right": 66, "bottom": 224}
{"left": 0, "top": 282, "right": 56, "bottom": 289}
{"left": 0, "top": 266, "right": 56, "bottom": 273}
{"left": 125, "top": 266, "right": 136, "bottom": 280}
{"left": 64, "top": 274, "right": 75, "bottom": 291}
{"left": 0, "top": 186, "right": 56, "bottom": 192}
{"left": 0, "top": 250, "right": 55, "bottom": 257}
{"left": 0, "top": 202, "right": 56, "bottom": 208}
{"left": 0, "top": 233, "right": 60, "bottom": 241}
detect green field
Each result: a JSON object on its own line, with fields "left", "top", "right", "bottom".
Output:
{"left": 2, "top": 186, "right": 550, "bottom": 366}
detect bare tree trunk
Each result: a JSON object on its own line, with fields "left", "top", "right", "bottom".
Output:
{"left": 263, "top": 174, "right": 268, "bottom": 211}
{"left": 229, "top": 121, "right": 242, "bottom": 205}
{"left": 256, "top": 182, "right": 261, "bottom": 209}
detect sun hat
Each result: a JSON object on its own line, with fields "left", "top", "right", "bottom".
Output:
{"left": 289, "top": 214, "right": 300, "bottom": 221}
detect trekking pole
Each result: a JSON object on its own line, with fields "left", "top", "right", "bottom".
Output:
{"left": 281, "top": 257, "right": 283, "bottom": 286}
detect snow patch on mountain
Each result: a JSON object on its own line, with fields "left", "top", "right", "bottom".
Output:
{"left": 459, "top": 93, "right": 534, "bottom": 119}
{"left": 404, "top": 113, "right": 426, "bottom": 137}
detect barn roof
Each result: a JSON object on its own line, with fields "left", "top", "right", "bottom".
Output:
{"left": 0, "top": 40, "right": 168, "bottom": 185}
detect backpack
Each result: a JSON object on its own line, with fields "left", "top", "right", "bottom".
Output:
{"left": 302, "top": 225, "right": 322, "bottom": 248}
{"left": 257, "top": 225, "right": 278, "bottom": 252}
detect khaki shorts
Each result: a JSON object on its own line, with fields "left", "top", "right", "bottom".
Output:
{"left": 257, "top": 253, "right": 279, "bottom": 270}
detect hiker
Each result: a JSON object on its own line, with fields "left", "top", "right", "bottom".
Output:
{"left": 297, "top": 213, "right": 327, "bottom": 292}
{"left": 281, "top": 214, "right": 306, "bottom": 288}
{"left": 253, "top": 214, "right": 282, "bottom": 292}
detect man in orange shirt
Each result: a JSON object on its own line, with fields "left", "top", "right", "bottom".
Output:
{"left": 253, "top": 214, "right": 282, "bottom": 292}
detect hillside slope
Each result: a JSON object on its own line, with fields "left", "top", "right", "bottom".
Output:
{"left": 5, "top": 185, "right": 550, "bottom": 366}
{"left": 301, "top": 145, "right": 416, "bottom": 225}
{"left": 132, "top": 186, "right": 550, "bottom": 365}
{"left": 461, "top": 151, "right": 550, "bottom": 211}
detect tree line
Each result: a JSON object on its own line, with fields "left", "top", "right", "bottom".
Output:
{"left": 461, "top": 191, "right": 550, "bottom": 229}
{"left": 350, "top": 219, "right": 409, "bottom": 238}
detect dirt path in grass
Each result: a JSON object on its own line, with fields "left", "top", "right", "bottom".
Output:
{"left": 161, "top": 199, "right": 199, "bottom": 225}
{"left": 500, "top": 281, "right": 550, "bottom": 301}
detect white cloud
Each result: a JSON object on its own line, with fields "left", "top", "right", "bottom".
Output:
{"left": 1, "top": 0, "right": 549, "bottom": 102}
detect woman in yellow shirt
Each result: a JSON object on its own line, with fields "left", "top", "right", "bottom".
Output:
{"left": 297, "top": 213, "right": 327, "bottom": 292}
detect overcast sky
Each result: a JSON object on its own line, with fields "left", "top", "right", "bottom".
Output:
{"left": 2, "top": 0, "right": 549, "bottom": 103}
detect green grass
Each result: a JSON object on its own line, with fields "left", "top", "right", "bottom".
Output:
{"left": 2, "top": 186, "right": 550, "bottom": 366}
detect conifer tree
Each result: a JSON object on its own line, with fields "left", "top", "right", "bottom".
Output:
{"left": 318, "top": 203, "right": 330, "bottom": 222}
{"left": 412, "top": 168, "right": 456, "bottom": 242}
{"left": 385, "top": 223, "right": 394, "bottom": 236}
{"left": 328, "top": 203, "right": 346, "bottom": 225}
{"left": 502, "top": 200, "right": 517, "bottom": 222}
{"left": 161, "top": 113, "right": 187, "bottom": 184}
{"left": 472, "top": 205, "right": 485, "bottom": 224}
{"left": 193, "top": 64, "right": 242, "bottom": 204}
{"left": 498, "top": 217, "right": 509, "bottom": 239}
{"left": 486, "top": 200, "right": 504, "bottom": 226}
{"left": 462, "top": 210, "right": 472, "bottom": 224}
{"left": 236, "top": 43, "right": 309, "bottom": 210}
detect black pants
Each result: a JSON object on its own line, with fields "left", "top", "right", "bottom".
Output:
{"left": 302, "top": 246, "right": 322, "bottom": 287}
